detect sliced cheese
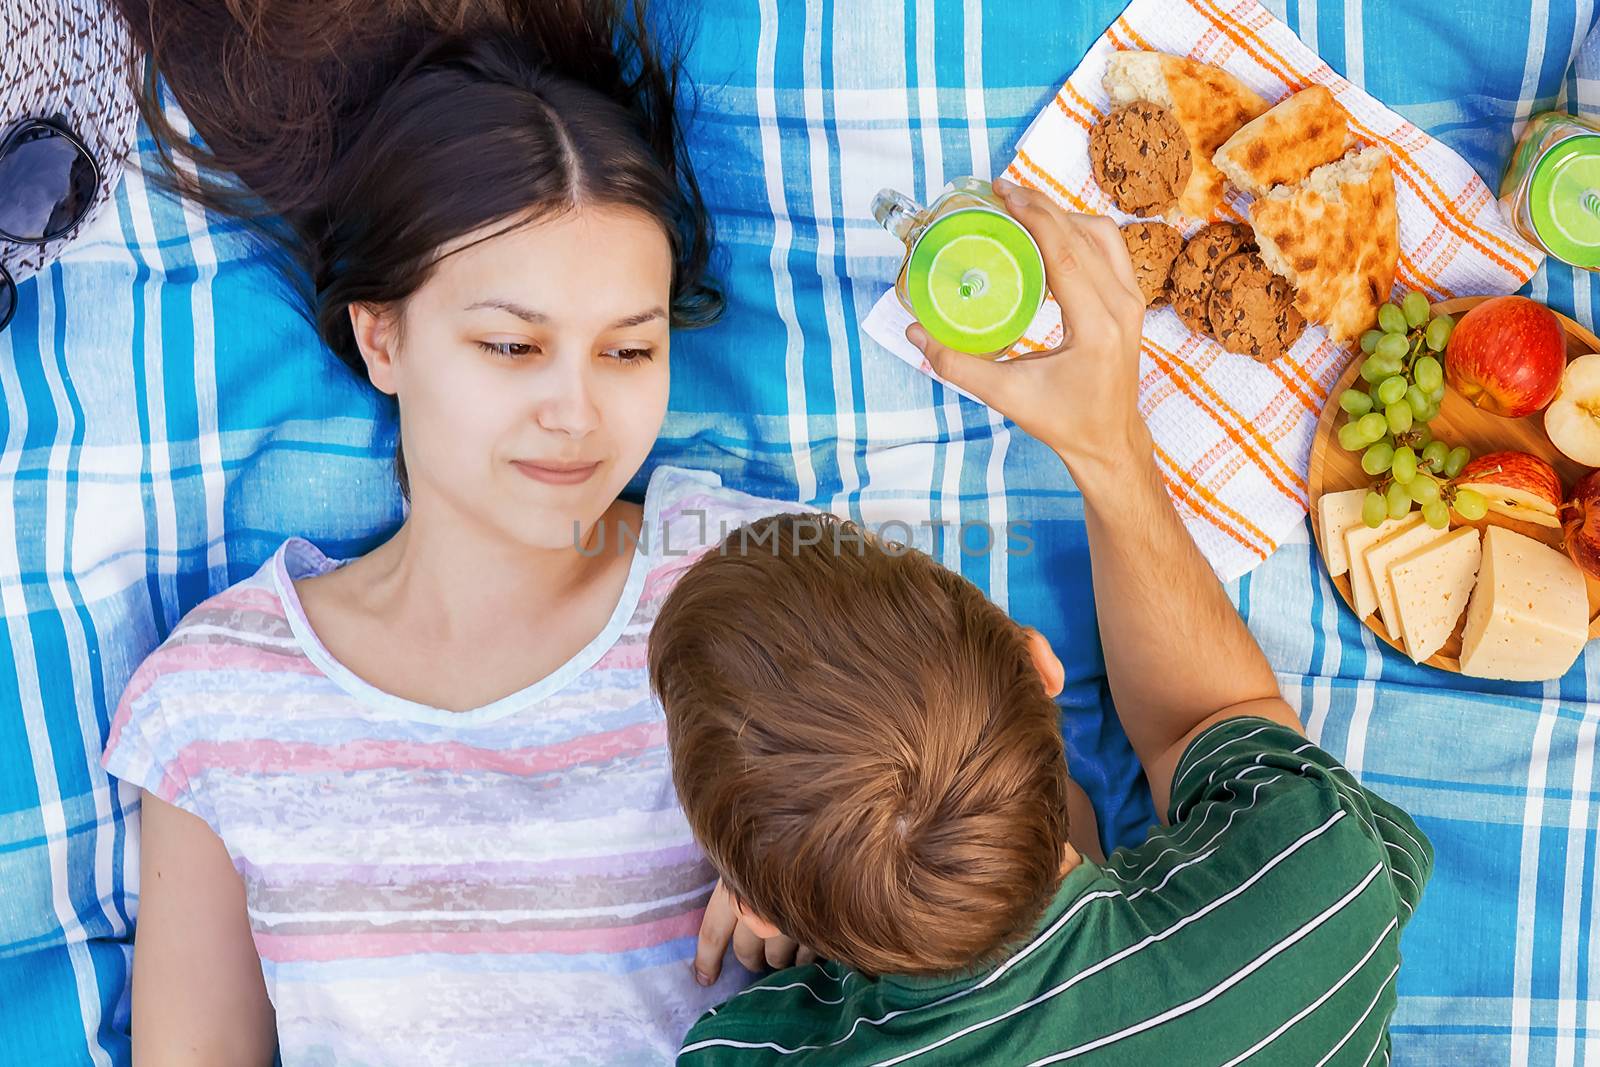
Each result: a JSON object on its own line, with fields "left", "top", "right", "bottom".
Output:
{"left": 1390, "top": 527, "right": 1481, "bottom": 662}
{"left": 1345, "top": 513, "right": 1424, "bottom": 620}
{"left": 1369, "top": 521, "right": 1453, "bottom": 641}
{"left": 1459, "top": 525, "right": 1589, "bottom": 682}
{"left": 1317, "top": 489, "right": 1370, "bottom": 578}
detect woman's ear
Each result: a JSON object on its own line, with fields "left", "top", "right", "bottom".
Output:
{"left": 729, "top": 894, "right": 783, "bottom": 940}
{"left": 1023, "top": 627, "right": 1065, "bottom": 699}
{"left": 349, "top": 303, "right": 400, "bottom": 396}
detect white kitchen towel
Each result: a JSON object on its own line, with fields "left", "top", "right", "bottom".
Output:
{"left": 862, "top": 0, "right": 1544, "bottom": 580}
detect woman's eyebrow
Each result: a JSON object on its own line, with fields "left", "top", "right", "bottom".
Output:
{"left": 610, "top": 307, "right": 667, "bottom": 329}
{"left": 465, "top": 299, "right": 549, "bottom": 323}
{"left": 464, "top": 300, "right": 666, "bottom": 330}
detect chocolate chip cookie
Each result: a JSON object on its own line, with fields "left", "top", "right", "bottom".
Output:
{"left": 1089, "top": 102, "right": 1192, "bottom": 217}
{"left": 1207, "top": 251, "right": 1307, "bottom": 363}
{"left": 1168, "top": 222, "right": 1254, "bottom": 339}
{"left": 1120, "top": 222, "right": 1184, "bottom": 307}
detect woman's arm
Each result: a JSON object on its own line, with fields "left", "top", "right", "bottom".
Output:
{"left": 133, "top": 792, "right": 277, "bottom": 1066}
{"left": 910, "top": 180, "right": 1301, "bottom": 817}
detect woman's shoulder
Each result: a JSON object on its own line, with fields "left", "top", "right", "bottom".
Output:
{"left": 630, "top": 466, "right": 811, "bottom": 611}
{"left": 644, "top": 465, "right": 812, "bottom": 557}
{"left": 102, "top": 539, "right": 323, "bottom": 811}
{"left": 115, "top": 540, "right": 323, "bottom": 711}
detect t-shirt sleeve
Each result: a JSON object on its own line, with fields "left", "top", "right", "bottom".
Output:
{"left": 100, "top": 649, "right": 204, "bottom": 819}
{"left": 1163, "top": 716, "right": 1434, "bottom": 923}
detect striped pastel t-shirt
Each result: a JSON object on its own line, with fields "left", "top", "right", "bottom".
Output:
{"left": 680, "top": 718, "right": 1433, "bottom": 1065}
{"left": 101, "top": 466, "right": 795, "bottom": 1065}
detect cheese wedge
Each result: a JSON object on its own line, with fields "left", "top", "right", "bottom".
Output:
{"left": 1369, "top": 521, "right": 1453, "bottom": 641}
{"left": 1460, "top": 526, "right": 1589, "bottom": 682}
{"left": 1389, "top": 527, "right": 1481, "bottom": 662}
{"left": 1345, "top": 513, "right": 1423, "bottom": 620}
{"left": 1317, "top": 489, "right": 1370, "bottom": 578}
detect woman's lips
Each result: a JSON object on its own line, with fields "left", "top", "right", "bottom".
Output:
{"left": 512, "top": 460, "right": 601, "bottom": 486}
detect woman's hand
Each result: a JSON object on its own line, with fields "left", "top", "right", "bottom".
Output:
{"left": 693, "top": 880, "right": 817, "bottom": 986}
{"left": 907, "top": 179, "right": 1153, "bottom": 483}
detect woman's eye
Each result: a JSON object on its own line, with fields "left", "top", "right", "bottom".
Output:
{"left": 606, "top": 348, "right": 654, "bottom": 364}
{"left": 477, "top": 341, "right": 535, "bottom": 359}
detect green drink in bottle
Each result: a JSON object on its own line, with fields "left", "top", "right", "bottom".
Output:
{"left": 1501, "top": 113, "right": 1600, "bottom": 271}
{"left": 873, "top": 177, "right": 1048, "bottom": 359}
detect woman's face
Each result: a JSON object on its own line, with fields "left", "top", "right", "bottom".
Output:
{"left": 357, "top": 206, "right": 674, "bottom": 550}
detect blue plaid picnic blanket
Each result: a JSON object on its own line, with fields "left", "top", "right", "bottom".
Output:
{"left": 2, "top": 1, "right": 1597, "bottom": 1064}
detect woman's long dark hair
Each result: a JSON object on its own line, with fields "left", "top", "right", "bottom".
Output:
{"left": 116, "top": 0, "right": 722, "bottom": 375}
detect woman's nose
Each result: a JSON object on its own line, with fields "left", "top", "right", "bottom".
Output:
{"left": 534, "top": 356, "right": 601, "bottom": 437}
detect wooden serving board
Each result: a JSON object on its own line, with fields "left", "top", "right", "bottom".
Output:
{"left": 1308, "top": 296, "right": 1600, "bottom": 673}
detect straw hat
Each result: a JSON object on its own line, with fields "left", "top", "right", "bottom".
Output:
{"left": 0, "top": 0, "right": 141, "bottom": 286}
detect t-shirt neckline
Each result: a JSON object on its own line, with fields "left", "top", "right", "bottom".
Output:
{"left": 878, "top": 857, "right": 1106, "bottom": 994}
{"left": 271, "top": 466, "right": 677, "bottom": 726}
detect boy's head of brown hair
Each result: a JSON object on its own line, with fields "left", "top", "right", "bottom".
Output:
{"left": 648, "top": 512, "right": 1071, "bottom": 978}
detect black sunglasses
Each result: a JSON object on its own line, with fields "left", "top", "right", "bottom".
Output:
{"left": 0, "top": 117, "right": 101, "bottom": 333}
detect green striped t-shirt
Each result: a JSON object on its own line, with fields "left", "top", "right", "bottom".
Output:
{"left": 679, "top": 717, "right": 1432, "bottom": 1066}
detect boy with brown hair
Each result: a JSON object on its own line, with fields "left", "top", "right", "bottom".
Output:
{"left": 654, "top": 510, "right": 1101, "bottom": 980}
{"left": 648, "top": 182, "right": 1430, "bottom": 1065}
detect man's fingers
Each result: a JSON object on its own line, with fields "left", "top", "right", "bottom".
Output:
{"left": 993, "top": 181, "right": 1147, "bottom": 352}
{"left": 1071, "top": 213, "right": 1142, "bottom": 309}
{"left": 764, "top": 934, "right": 799, "bottom": 971}
{"left": 1067, "top": 214, "right": 1146, "bottom": 328}
{"left": 996, "top": 179, "right": 1135, "bottom": 307}
{"left": 992, "top": 183, "right": 1112, "bottom": 329}
{"left": 693, "top": 882, "right": 738, "bottom": 986}
{"left": 732, "top": 922, "right": 767, "bottom": 973}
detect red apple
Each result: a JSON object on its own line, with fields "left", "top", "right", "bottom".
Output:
{"left": 1456, "top": 451, "right": 1563, "bottom": 528}
{"left": 1563, "top": 470, "right": 1600, "bottom": 579}
{"left": 1445, "top": 296, "right": 1566, "bottom": 418}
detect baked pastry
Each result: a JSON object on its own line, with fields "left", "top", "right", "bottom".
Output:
{"left": 1104, "top": 51, "right": 1271, "bottom": 220}
{"left": 1207, "top": 250, "right": 1308, "bottom": 362}
{"left": 1250, "top": 147, "right": 1400, "bottom": 343}
{"left": 1120, "top": 221, "right": 1185, "bottom": 306}
{"left": 1213, "top": 85, "right": 1353, "bottom": 198}
{"left": 1089, "top": 103, "right": 1192, "bottom": 217}
{"left": 1169, "top": 222, "right": 1254, "bottom": 338}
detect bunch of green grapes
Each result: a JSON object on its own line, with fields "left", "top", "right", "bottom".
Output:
{"left": 1336, "top": 292, "right": 1488, "bottom": 530}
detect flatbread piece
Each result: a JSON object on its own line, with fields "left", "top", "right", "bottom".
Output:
{"left": 1250, "top": 147, "right": 1399, "bottom": 343}
{"left": 1213, "top": 85, "right": 1353, "bottom": 197}
{"left": 1104, "top": 51, "right": 1271, "bottom": 221}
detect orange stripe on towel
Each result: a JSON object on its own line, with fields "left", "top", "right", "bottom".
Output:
{"left": 1141, "top": 338, "right": 1309, "bottom": 505}
{"left": 1153, "top": 444, "right": 1275, "bottom": 559}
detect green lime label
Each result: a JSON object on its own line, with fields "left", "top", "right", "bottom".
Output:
{"left": 1529, "top": 134, "right": 1600, "bottom": 269}
{"left": 906, "top": 208, "right": 1046, "bottom": 355}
